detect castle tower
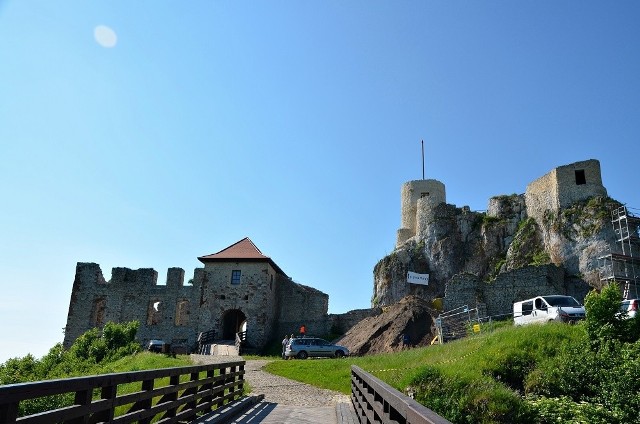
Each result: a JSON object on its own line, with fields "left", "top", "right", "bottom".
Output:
{"left": 525, "top": 159, "right": 608, "bottom": 224}
{"left": 397, "top": 179, "right": 446, "bottom": 247}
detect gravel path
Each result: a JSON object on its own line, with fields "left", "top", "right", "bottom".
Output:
{"left": 190, "top": 355, "right": 350, "bottom": 407}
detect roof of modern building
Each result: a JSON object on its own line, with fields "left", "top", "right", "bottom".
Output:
{"left": 197, "top": 237, "right": 287, "bottom": 277}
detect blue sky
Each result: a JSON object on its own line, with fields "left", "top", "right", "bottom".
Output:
{"left": 0, "top": 1, "right": 638, "bottom": 362}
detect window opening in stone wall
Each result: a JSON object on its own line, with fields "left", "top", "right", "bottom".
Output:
{"left": 175, "top": 300, "right": 189, "bottom": 326}
{"left": 244, "top": 295, "right": 249, "bottom": 300}
{"left": 147, "top": 300, "right": 162, "bottom": 325}
{"left": 421, "top": 192, "right": 430, "bottom": 198}
{"left": 575, "top": 169, "right": 586, "bottom": 185}
{"left": 91, "top": 298, "right": 106, "bottom": 326}
{"left": 219, "top": 294, "right": 226, "bottom": 300}
{"left": 231, "top": 270, "right": 241, "bottom": 284}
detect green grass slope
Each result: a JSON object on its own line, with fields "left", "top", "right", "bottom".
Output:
{"left": 265, "top": 323, "right": 640, "bottom": 424}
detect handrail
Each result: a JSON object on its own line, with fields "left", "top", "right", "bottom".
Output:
{"left": 235, "top": 331, "right": 246, "bottom": 355}
{"left": 0, "top": 360, "right": 245, "bottom": 424}
{"left": 351, "top": 365, "right": 451, "bottom": 424}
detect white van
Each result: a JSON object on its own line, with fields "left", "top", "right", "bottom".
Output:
{"left": 513, "top": 295, "right": 585, "bottom": 326}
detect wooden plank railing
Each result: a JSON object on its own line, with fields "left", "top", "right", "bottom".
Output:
{"left": 351, "top": 365, "right": 452, "bottom": 424}
{"left": 0, "top": 360, "right": 245, "bottom": 424}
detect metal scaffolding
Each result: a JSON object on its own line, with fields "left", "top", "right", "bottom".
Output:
{"left": 434, "top": 305, "right": 480, "bottom": 344}
{"left": 598, "top": 205, "right": 640, "bottom": 299}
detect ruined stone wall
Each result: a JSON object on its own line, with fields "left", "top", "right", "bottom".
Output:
{"left": 526, "top": 159, "right": 607, "bottom": 225}
{"left": 274, "top": 277, "right": 329, "bottom": 338}
{"left": 327, "top": 307, "right": 382, "bottom": 335}
{"left": 272, "top": 305, "right": 377, "bottom": 342}
{"left": 555, "top": 159, "right": 607, "bottom": 209}
{"left": 65, "top": 260, "right": 359, "bottom": 353}
{"left": 65, "top": 261, "right": 290, "bottom": 352}
{"left": 64, "top": 263, "right": 196, "bottom": 349}
{"left": 525, "top": 167, "right": 559, "bottom": 225}
{"left": 443, "top": 264, "right": 590, "bottom": 318}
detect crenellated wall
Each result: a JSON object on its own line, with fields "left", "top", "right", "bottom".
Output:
{"left": 64, "top": 263, "right": 196, "bottom": 349}
{"left": 64, "top": 261, "right": 335, "bottom": 353}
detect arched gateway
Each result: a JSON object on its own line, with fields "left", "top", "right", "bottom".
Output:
{"left": 222, "top": 309, "right": 246, "bottom": 340}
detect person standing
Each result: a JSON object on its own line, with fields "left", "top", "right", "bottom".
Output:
{"left": 299, "top": 325, "right": 306, "bottom": 338}
{"left": 281, "top": 335, "right": 289, "bottom": 359}
{"left": 402, "top": 333, "right": 411, "bottom": 350}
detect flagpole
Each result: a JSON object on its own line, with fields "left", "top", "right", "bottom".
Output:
{"left": 421, "top": 139, "right": 425, "bottom": 180}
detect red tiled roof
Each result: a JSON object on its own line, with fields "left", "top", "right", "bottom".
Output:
{"left": 197, "top": 237, "right": 287, "bottom": 276}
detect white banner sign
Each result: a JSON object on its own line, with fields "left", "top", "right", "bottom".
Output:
{"left": 407, "top": 271, "right": 429, "bottom": 285}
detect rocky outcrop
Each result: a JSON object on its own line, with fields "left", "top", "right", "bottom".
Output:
{"left": 538, "top": 196, "right": 620, "bottom": 288}
{"left": 374, "top": 194, "right": 620, "bottom": 309}
{"left": 374, "top": 194, "right": 532, "bottom": 307}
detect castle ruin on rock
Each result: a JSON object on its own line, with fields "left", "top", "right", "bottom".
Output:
{"left": 375, "top": 159, "right": 633, "bottom": 319}
{"left": 64, "top": 238, "right": 376, "bottom": 353}
{"left": 64, "top": 158, "right": 636, "bottom": 354}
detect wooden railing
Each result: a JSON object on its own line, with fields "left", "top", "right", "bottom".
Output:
{"left": 351, "top": 365, "right": 452, "bottom": 424}
{"left": 235, "top": 331, "right": 246, "bottom": 355}
{"left": 0, "top": 360, "right": 245, "bottom": 424}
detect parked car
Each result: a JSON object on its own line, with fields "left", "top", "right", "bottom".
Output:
{"left": 514, "top": 295, "right": 585, "bottom": 326}
{"left": 620, "top": 299, "right": 640, "bottom": 319}
{"left": 148, "top": 339, "right": 166, "bottom": 353}
{"left": 285, "top": 337, "right": 349, "bottom": 359}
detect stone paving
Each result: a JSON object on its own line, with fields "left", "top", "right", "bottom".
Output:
{"left": 190, "top": 355, "right": 355, "bottom": 423}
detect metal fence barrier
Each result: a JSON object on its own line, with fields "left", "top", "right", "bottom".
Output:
{"left": 351, "top": 365, "right": 452, "bottom": 424}
{"left": 0, "top": 360, "right": 245, "bottom": 424}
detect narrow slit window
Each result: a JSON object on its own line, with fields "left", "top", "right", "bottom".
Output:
{"left": 575, "top": 170, "right": 586, "bottom": 185}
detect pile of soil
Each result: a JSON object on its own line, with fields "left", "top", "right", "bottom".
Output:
{"left": 336, "top": 295, "right": 438, "bottom": 356}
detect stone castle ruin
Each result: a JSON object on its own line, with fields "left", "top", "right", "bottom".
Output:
{"left": 397, "top": 159, "right": 607, "bottom": 248}
{"left": 64, "top": 238, "right": 375, "bottom": 353}
{"left": 64, "top": 158, "right": 636, "bottom": 354}
{"left": 376, "top": 158, "right": 634, "bottom": 321}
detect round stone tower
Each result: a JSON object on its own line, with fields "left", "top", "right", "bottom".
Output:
{"left": 396, "top": 179, "right": 446, "bottom": 247}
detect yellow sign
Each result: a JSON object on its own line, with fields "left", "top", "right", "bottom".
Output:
{"left": 473, "top": 324, "right": 481, "bottom": 333}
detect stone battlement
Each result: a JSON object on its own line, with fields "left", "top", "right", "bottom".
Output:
{"left": 75, "top": 263, "right": 189, "bottom": 289}
{"left": 64, "top": 240, "right": 338, "bottom": 354}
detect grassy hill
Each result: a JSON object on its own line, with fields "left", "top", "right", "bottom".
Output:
{"left": 264, "top": 322, "right": 640, "bottom": 424}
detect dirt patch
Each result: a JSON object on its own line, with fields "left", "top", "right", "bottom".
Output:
{"left": 336, "top": 295, "right": 437, "bottom": 356}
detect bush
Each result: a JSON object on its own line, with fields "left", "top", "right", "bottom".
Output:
{"left": 584, "top": 283, "right": 640, "bottom": 346}
{"left": 0, "top": 321, "right": 142, "bottom": 418}
{"left": 411, "top": 366, "right": 530, "bottom": 424}
{"left": 525, "top": 395, "right": 622, "bottom": 424}
{"left": 525, "top": 338, "right": 640, "bottom": 423}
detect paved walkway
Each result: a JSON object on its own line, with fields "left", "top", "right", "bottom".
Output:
{"left": 190, "top": 355, "right": 356, "bottom": 423}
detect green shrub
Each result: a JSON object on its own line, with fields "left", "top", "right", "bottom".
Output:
{"left": 584, "top": 283, "right": 640, "bottom": 346}
{"left": 525, "top": 338, "right": 640, "bottom": 423}
{"left": 530, "top": 250, "right": 550, "bottom": 266}
{"left": 484, "top": 350, "right": 537, "bottom": 393}
{"left": 525, "top": 395, "right": 622, "bottom": 424}
{"left": 411, "top": 366, "right": 529, "bottom": 424}
{"left": 0, "top": 321, "right": 142, "bottom": 418}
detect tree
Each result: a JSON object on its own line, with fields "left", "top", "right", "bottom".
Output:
{"left": 584, "top": 283, "right": 640, "bottom": 347}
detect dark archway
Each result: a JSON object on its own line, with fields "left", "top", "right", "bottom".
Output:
{"left": 222, "top": 309, "right": 247, "bottom": 340}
